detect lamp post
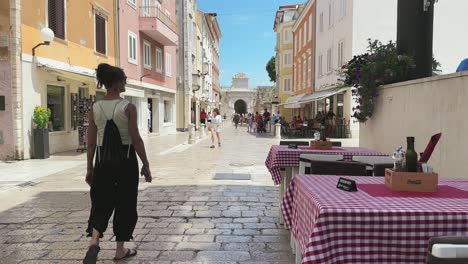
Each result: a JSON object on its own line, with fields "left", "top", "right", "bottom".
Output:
{"left": 32, "top": 28, "right": 54, "bottom": 56}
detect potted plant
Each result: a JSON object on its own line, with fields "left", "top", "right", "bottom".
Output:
{"left": 32, "top": 106, "right": 51, "bottom": 159}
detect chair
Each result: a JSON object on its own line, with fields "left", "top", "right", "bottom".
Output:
{"left": 427, "top": 236, "right": 468, "bottom": 264}
{"left": 373, "top": 163, "right": 394, "bottom": 176}
{"left": 331, "top": 141, "right": 342, "bottom": 147}
{"left": 307, "top": 160, "right": 367, "bottom": 176}
{"left": 299, "top": 154, "right": 344, "bottom": 174}
{"left": 352, "top": 156, "right": 394, "bottom": 176}
{"left": 279, "top": 141, "right": 309, "bottom": 146}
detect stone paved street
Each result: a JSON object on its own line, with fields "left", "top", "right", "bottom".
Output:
{"left": 0, "top": 125, "right": 300, "bottom": 264}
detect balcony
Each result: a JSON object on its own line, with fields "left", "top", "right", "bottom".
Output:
{"left": 139, "top": 6, "right": 178, "bottom": 46}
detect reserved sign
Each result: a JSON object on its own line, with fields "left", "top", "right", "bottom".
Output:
{"left": 336, "top": 177, "right": 357, "bottom": 192}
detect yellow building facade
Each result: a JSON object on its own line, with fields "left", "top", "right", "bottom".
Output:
{"left": 274, "top": 5, "right": 300, "bottom": 122}
{"left": 21, "top": 0, "right": 117, "bottom": 158}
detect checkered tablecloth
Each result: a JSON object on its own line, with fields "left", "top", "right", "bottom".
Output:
{"left": 282, "top": 175, "right": 468, "bottom": 264}
{"left": 265, "top": 145, "right": 388, "bottom": 185}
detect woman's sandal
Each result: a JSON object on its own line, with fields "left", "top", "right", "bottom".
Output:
{"left": 113, "top": 248, "right": 137, "bottom": 261}
{"left": 83, "top": 245, "right": 100, "bottom": 264}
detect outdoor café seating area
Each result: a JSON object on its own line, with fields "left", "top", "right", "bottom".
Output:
{"left": 265, "top": 135, "right": 468, "bottom": 264}
{"left": 279, "top": 116, "right": 352, "bottom": 139}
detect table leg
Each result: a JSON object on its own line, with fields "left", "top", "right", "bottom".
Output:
{"left": 295, "top": 242, "right": 303, "bottom": 264}
{"left": 291, "top": 166, "right": 300, "bottom": 179}
{"left": 279, "top": 169, "right": 286, "bottom": 225}
{"left": 282, "top": 168, "right": 294, "bottom": 230}
{"left": 290, "top": 232, "right": 296, "bottom": 252}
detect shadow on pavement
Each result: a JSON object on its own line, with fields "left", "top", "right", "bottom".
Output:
{"left": 0, "top": 185, "right": 293, "bottom": 264}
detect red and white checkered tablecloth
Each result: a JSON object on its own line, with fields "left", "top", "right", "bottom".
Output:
{"left": 265, "top": 145, "right": 388, "bottom": 185}
{"left": 282, "top": 175, "right": 468, "bottom": 264}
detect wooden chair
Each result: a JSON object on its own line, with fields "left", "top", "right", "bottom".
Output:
{"left": 307, "top": 160, "right": 367, "bottom": 176}
{"left": 352, "top": 156, "right": 394, "bottom": 176}
{"left": 279, "top": 141, "right": 309, "bottom": 146}
{"left": 427, "top": 236, "right": 468, "bottom": 264}
{"left": 299, "top": 154, "right": 344, "bottom": 174}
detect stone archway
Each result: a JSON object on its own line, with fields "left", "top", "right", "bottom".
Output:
{"left": 234, "top": 100, "right": 247, "bottom": 114}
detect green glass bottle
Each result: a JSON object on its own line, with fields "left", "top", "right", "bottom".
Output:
{"left": 405, "top": 137, "right": 418, "bottom": 172}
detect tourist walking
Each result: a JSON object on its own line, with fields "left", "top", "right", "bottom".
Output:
{"left": 210, "top": 108, "right": 222, "bottom": 148}
{"left": 200, "top": 109, "right": 207, "bottom": 124}
{"left": 83, "top": 63, "right": 152, "bottom": 264}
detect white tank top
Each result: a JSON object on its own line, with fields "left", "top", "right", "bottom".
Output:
{"left": 93, "top": 99, "right": 131, "bottom": 146}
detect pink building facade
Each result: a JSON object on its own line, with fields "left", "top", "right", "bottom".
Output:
{"left": 116, "top": 0, "right": 178, "bottom": 135}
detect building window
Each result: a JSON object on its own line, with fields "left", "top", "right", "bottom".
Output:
{"left": 298, "top": 63, "right": 302, "bottom": 90}
{"left": 48, "top": 0, "right": 65, "bottom": 40}
{"left": 303, "top": 60, "right": 307, "bottom": 87}
{"left": 143, "top": 41, "right": 151, "bottom": 69}
{"left": 304, "top": 22, "right": 308, "bottom": 43}
{"left": 164, "top": 100, "right": 172, "bottom": 123}
{"left": 328, "top": 3, "right": 334, "bottom": 27}
{"left": 283, "top": 28, "right": 291, "bottom": 43}
{"left": 298, "top": 29, "right": 302, "bottom": 50}
{"left": 156, "top": 48, "right": 163, "bottom": 72}
{"left": 308, "top": 15, "right": 313, "bottom": 41}
{"left": 318, "top": 54, "right": 323, "bottom": 76}
{"left": 338, "top": 40, "right": 345, "bottom": 67}
{"left": 327, "top": 48, "right": 333, "bottom": 72}
{"left": 127, "top": 0, "right": 136, "bottom": 8}
{"left": 128, "top": 31, "right": 137, "bottom": 64}
{"left": 165, "top": 53, "right": 172, "bottom": 77}
{"left": 294, "top": 35, "right": 298, "bottom": 54}
{"left": 339, "top": 0, "right": 347, "bottom": 19}
{"left": 47, "top": 85, "right": 65, "bottom": 131}
{"left": 283, "top": 50, "right": 292, "bottom": 67}
{"left": 95, "top": 14, "right": 106, "bottom": 54}
{"left": 308, "top": 55, "right": 312, "bottom": 84}
{"left": 142, "top": 0, "right": 151, "bottom": 16}
{"left": 283, "top": 77, "right": 291, "bottom": 92}
{"left": 319, "top": 12, "right": 324, "bottom": 32}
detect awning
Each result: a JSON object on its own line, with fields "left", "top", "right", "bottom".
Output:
{"left": 299, "top": 87, "right": 349, "bottom": 103}
{"left": 37, "top": 64, "right": 95, "bottom": 85}
{"left": 279, "top": 94, "right": 306, "bottom": 109}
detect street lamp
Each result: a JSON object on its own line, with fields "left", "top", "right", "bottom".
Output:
{"left": 32, "top": 28, "right": 54, "bottom": 56}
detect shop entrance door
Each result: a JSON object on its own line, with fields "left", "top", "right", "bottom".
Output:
{"left": 148, "top": 98, "right": 153, "bottom": 133}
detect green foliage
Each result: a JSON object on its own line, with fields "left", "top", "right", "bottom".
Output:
{"left": 432, "top": 56, "right": 442, "bottom": 73}
{"left": 341, "top": 39, "right": 415, "bottom": 122}
{"left": 33, "top": 106, "right": 51, "bottom": 129}
{"left": 266, "top": 56, "right": 276, "bottom": 83}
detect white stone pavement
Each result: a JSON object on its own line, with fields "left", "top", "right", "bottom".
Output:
{"left": 0, "top": 124, "right": 357, "bottom": 263}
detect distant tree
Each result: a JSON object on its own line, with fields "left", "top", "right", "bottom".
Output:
{"left": 266, "top": 56, "right": 276, "bottom": 83}
{"left": 432, "top": 55, "right": 442, "bottom": 74}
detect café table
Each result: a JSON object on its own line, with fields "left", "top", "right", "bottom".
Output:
{"left": 265, "top": 145, "right": 387, "bottom": 224}
{"left": 282, "top": 175, "right": 468, "bottom": 264}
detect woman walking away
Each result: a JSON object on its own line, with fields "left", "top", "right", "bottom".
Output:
{"left": 83, "top": 63, "right": 152, "bottom": 264}
{"left": 210, "top": 108, "right": 222, "bottom": 148}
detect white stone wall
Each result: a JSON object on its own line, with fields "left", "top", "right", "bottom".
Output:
{"left": 359, "top": 72, "right": 468, "bottom": 179}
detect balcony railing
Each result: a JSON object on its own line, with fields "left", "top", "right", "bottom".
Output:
{"left": 139, "top": 6, "right": 177, "bottom": 33}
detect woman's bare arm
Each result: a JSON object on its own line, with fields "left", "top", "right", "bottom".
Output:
{"left": 87, "top": 111, "right": 97, "bottom": 170}
{"left": 127, "top": 103, "right": 150, "bottom": 167}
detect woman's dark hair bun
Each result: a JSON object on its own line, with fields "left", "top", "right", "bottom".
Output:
{"left": 96, "top": 63, "right": 125, "bottom": 89}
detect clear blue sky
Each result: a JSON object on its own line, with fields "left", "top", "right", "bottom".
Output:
{"left": 198, "top": 0, "right": 299, "bottom": 88}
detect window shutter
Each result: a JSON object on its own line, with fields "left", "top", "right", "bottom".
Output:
{"left": 55, "top": 0, "right": 65, "bottom": 39}
{"left": 95, "top": 15, "right": 106, "bottom": 54}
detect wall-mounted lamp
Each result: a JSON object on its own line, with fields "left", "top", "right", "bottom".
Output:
{"left": 32, "top": 28, "right": 54, "bottom": 56}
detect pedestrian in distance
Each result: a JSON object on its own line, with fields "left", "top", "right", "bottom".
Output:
{"left": 200, "top": 109, "right": 207, "bottom": 124}
{"left": 210, "top": 108, "right": 222, "bottom": 148}
{"left": 83, "top": 63, "right": 152, "bottom": 264}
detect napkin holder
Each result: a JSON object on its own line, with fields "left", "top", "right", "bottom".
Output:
{"left": 385, "top": 168, "right": 438, "bottom": 192}
{"left": 309, "top": 140, "right": 332, "bottom": 150}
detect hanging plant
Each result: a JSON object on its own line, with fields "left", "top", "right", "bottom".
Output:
{"left": 340, "top": 39, "right": 414, "bottom": 122}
